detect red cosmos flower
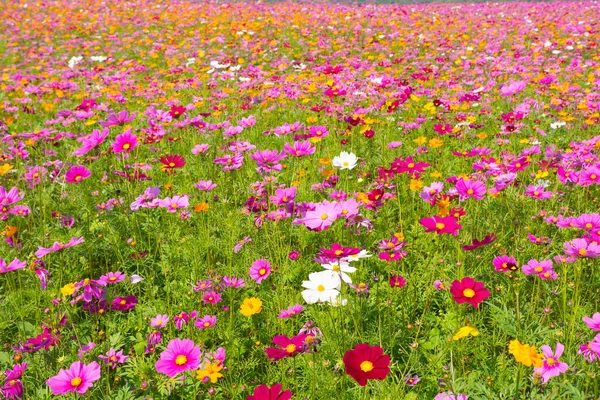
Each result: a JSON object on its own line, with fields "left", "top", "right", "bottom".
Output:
{"left": 389, "top": 275, "right": 406, "bottom": 288}
{"left": 169, "top": 105, "right": 186, "bottom": 119}
{"left": 246, "top": 384, "right": 292, "bottom": 400}
{"left": 159, "top": 154, "right": 186, "bottom": 174}
{"left": 450, "top": 277, "right": 490, "bottom": 308}
{"left": 419, "top": 216, "right": 462, "bottom": 236}
{"left": 343, "top": 343, "right": 390, "bottom": 386}
{"left": 264, "top": 334, "right": 310, "bottom": 361}
{"left": 462, "top": 233, "right": 497, "bottom": 251}
{"left": 318, "top": 243, "right": 360, "bottom": 261}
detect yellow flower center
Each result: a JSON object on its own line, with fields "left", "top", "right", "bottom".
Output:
{"left": 435, "top": 223, "right": 445, "bottom": 230}
{"left": 171, "top": 203, "right": 178, "bottom": 208}
{"left": 408, "top": 163, "right": 414, "bottom": 168}
{"left": 334, "top": 249, "right": 343, "bottom": 255}
{"left": 74, "top": 175, "right": 82, "bottom": 181}
{"left": 71, "top": 377, "right": 82, "bottom": 387}
{"left": 123, "top": 143, "right": 130, "bottom": 150}
{"left": 175, "top": 355, "right": 188, "bottom": 366}
{"left": 360, "top": 361, "right": 374, "bottom": 372}
{"left": 592, "top": 174, "right": 597, "bottom": 180}
{"left": 546, "top": 358, "right": 555, "bottom": 366}
{"left": 317, "top": 284, "right": 325, "bottom": 292}
{"left": 534, "top": 267, "right": 543, "bottom": 272}
{"left": 579, "top": 248, "right": 587, "bottom": 256}
{"left": 343, "top": 161, "right": 349, "bottom": 166}
{"left": 119, "top": 300, "right": 126, "bottom": 305}
{"left": 285, "top": 344, "right": 297, "bottom": 353}
{"left": 463, "top": 288, "right": 475, "bottom": 298}
{"left": 534, "top": 191, "right": 540, "bottom": 196}
{"left": 332, "top": 264, "right": 340, "bottom": 271}
{"left": 204, "top": 322, "right": 210, "bottom": 327}
{"left": 586, "top": 223, "right": 593, "bottom": 228}
{"left": 169, "top": 162, "right": 175, "bottom": 167}
{"left": 320, "top": 214, "right": 329, "bottom": 220}
{"left": 467, "top": 189, "right": 474, "bottom": 194}
{"left": 259, "top": 268, "right": 267, "bottom": 275}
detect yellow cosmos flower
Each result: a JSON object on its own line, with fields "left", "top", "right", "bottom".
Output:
{"left": 409, "top": 179, "right": 424, "bottom": 191}
{"left": 452, "top": 326, "right": 479, "bottom": 341}
{"left": 61, "top": 283, "right": 76, "bottom": 296}
{"left": 240, "top": 297, "right": 262, "bottom": 317}
{"left": 0, "top": 163, "right": 13, "bottom": 176}
{"left": 508, "top": 339, "right": 544, "bottom": 368}
{"left": 196, "top": 362, "right": 224, "bottom": 383}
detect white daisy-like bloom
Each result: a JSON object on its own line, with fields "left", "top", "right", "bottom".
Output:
{"left": 321, "top": 261, "right": 356, "bottom": 284}
{"left": 550, "top": 121, "right": 566, "bottom": 130}
{"left": 68, "top": 56, "right": 84, "bottom": 69}
{"left": 332, "top": 151, "right": 358, "bottom": 170}
{"left": 342, "top": 250, "right": 372, "bottom": 263}
{"left": 301, "top": 271, "right": 340, "bottom": 304}
{"left": 90, "top": 56, "right": 107, "bottom": 62}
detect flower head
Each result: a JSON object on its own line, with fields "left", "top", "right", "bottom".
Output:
{"left": 343, "top": 343, "right": 390, "bottom": 386}
{"left": 155, "top": 338, "right": 201, "bottom": 377}
{"left": 450, "top": 277, "right": 490, "bottom": 308}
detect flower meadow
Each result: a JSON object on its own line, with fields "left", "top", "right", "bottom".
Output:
{"left": 0, "top": 0, "right": 600, "bottom": 398}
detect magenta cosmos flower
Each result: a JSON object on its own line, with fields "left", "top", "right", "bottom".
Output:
{"left": 524, "top": 185, "right": 552, "bottom": 199}
{"left": 419, "top": 216, "right": 462, "bottom": 236}
{"left": 111, "top": 129, "right": 138, "bottom": 153}
{"left": 278, "top": 304, "right": 304, "bottom": 319}
{"left": 563, "top": 238, "right": 600, "bottom": 258}
{"left": 533, "top": 342, "right": 568, "bottom": 383}
{"left": 583, "top": 313, "right": 600, "bottom": 331}
{"left": 522, "top": 259, "right": 557, "bottom": 280}
{"left": 249, "top": 259, "right": 271, "bottom": 284}
{"left": 455, "top": 178, "right": 486, "bottom": 201}
{"left": 0, "top": 257, "right": 27, "bottom": 274}
{"left": 35, "top": 236, "right": 85, "bottom": 258}
{"left": 65, "top": 166, "right": 91, "bottom": 184}
{"left": 155, "top": 338, "right": 201, "bottom": 377}
{"left": 492, "top": 255, "right": 519, "bottom": 273}
{"left": 158, "top": 195, "right": 189, "bottom": 212}
{"left": 246, "top": 384, "right": 292, "bottom": 400}
{"left": 46, "top": 361, "right": 101, "bottom": 395}
{"left": 450, "top": 277, "right": 490, "bottom": 308}
{"left": 194, "top": 315, "right": 217, "bottom": 329}
{"left": 111, "top": 295, "right": 138, "bottom": 311}
{"left": 98, "top": 348, "right": 129, "bottom": 369}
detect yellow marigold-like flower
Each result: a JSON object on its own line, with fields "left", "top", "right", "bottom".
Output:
{"left": 452, "top": 326, "right": 479, "bottom": 341}
{"left": 409, "top": 179, "right": 424, "bottom": 191}
{"left": 429, "top": 138, "right": 444, "bottom": 148}
{"left": 193, "top": 202, "right": 209, "bottom": 212}
{"left": 0, "top": 163, "right": 13, "bottom": 176}
{"left": 413, "top": 136, "right": 427, "bottom": 145}
{"left": 240, "top": 297, "right": 262, "bottom": 317}
{"left": 61, "top": 283, "right": 76, "bottom": 296}
{"left": 430, "top": 171, "right": 442, "bottom": 178}
{"left": 508, "top": 339, "right": 544, "bottom": 368}
{"left": 196, "top": 362, "right": 224, "bottom": 383}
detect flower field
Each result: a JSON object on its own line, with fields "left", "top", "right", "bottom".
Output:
{"left": 1, "top": 0, "right": 600, "bottom": 398}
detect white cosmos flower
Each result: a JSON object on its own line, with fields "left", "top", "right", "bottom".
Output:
{"left": 301, "top": 271, "right": 340, "bottom": 304}
{"left": 332, "top": 151, "right": 358, "bottom": 170}
{"left": 68, "top": 56, "right": 84, "bottom": 69}
{"left": 341, "top": 250, "right": 372, "bottom": 263}
{"left": 90, "top": 56, "right": 107, "bottom": 62}
{"left": 321, "top": 261, "right": 356, "bottom": 283}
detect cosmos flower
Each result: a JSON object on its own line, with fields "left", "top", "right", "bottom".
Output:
{"left": 278, "top": 304, "right": 304, "bottom": 319}
{"left": 159, "top": 154, "right": 186, "bottom": 173}
{"left": 249, "top": 259, "right": 271, "bottom": 284}
{"left": 98, "top": 349, "right": 129, "bottom": 369}
{"left": 332, "top": 151, "right": 358, "bottom": 170}
{"left": 0, "top": 257, "right": 27, "bottom": 274}
{"left": 419, "top": 215, "right": 462, "bottom": 236}
{"left": 46, "top": 361, "right": 101, "bottom": 395}
{"left": 65, "top": 166, "right": 91, "bottom": 184}
{"left": 111, "top": 129, "right": 138, "bottom": 153}
{"left": 240, "top": 297, "right": 262, "bottom": 316}
{"left": 301, "top": 271, "right": 341, "bottom": 304}
{"left": 246, "top": 384, "right": 292, "bottom": 400}
{"left": 450, "top": 277, "right": 490, "bottom": 308}
{"left": 533, "top": 343, "right": 569, "bottom": 383}
{"left": 343, "top": 344, "right": 390, "bottom": 386}
{"left": 35, "top": 237, "right": 85, "bottom": 258}
{"left": 155, "top": 338, "right": 201, "bottom": 377}
{"left": 264, "top": 334, "right": 310, "bottom": 361}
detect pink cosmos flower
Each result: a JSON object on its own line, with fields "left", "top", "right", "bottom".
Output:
{"left": 35, "top": 237, "right": 85, "bottom": 258}
{"left": 249, "top": 259, "right": 271, "bottom": 284}
{"left": 65, "top": 166, "right": 91, "bottom": 184}
{"left": 500, "top": 81, "right": 526, "bottom": 97}
{"left": 455, "top": 178, "right": 486, "bottom": 201}
{"left": 283, "top": 140, "right": 316, "bottom": 157}
{"left": 434, "top": 393, "right": 468, "bottom": 400}
{"left": 192, "top": 144, "right": 210, "bottom": 154}
{"left": 150, "top": 314, "right": 169, "bottom": 329}
{"left": 0, "top": 186, "right": 24, "bottom": 206}
{"left": 524, "top": 185, "right": 552, "bottom": 199}
{"left": 278, "top": 304, "right": 304, "bottom": 319}
{"left": 202, "top": 291, "right": 222, "bottom": 304}
{"left": 98, "top": 348, "right": 129, "bottom": 369}
{"left": 223, "top": 276, "right": 246, "bottom": 288}
{"left": 158, "top": 195, "right": 189, "bottom": 212}
{"left": 111, "top": 129, "right": 138, "bottom": 153}
{"left": 111, "top": 295, "right": 137, "bottom": 311}
{"left": 100, "top": 110, "right": 136, "bottom": 127}
{"left": 563, "top": 238, "right": 600, "bottom": 258}
{"left": 419, "top": 216, "right": 462, "bottom": 236}
{"left": 194, "top": 315, "right": 217, "bottom": 329}
{"left": 573, "top": 213, "right": 600, "bottom": 231}
{"left": 72, "top": 128, "right": 110, "bottom": 156}
{"left": 194, "top": 180, "right": 217, "bottom": 191}
{"left": 100, "top": 271, "right": 126, "bottom": 284}
{"left": 583, "top": 313, "right": 600, "bottom": 331}
{"left": 46, "top": 361, "right": 101, "bottom": 395}
{"left": 578, "top": 334, "right": 600, "bottom": 362}
{"left": 492, "top": 255, "right": 519, "bottom": 273}
{"left": 533, "top": 342, "right": 568, "bottom": 383}
{"left": 247, "top": 384, "right": 293, "bottom": 400}
{"left": 522, "top": 259, "right": 557, "bottom": 280}
{"left": 294, "top": 201, "right": 340, "bottom": 231}
{"left": 173, "top": 311, "right": 197, "bottom": 330}
{"left": 155, "top": 338, "right": 201, "bottom": 377}
{"left": 0, "top": 257, "right": 27, "bottom": 274}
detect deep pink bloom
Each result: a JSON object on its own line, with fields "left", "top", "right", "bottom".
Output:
{"left": 173, "top": 311, "right": 197, "bottom": 330}
{"left": 0, "top": 186, "right": 24, "bottom": 207}
{"left": 155, "top": 338, "right": 201, "bottom": 377}
{"left": 99, "top": 110, "right": 136, "bottom": 127}
{"left": 389, "top": 275, "right": 406, "bottom": 288}
{"left": 264, "top": 334, "right": 309, "bottom": 361}
{"left": 524, "top": 185, "right": 552, "bottom": 199}
{"left": 294, "top": 201, "right": 340, "bottom": 231}
{"left": 194, "top": 315, "right": 217, "bottom": 329}
{"left": 492, "top": 255, "right": 519, "bottom": 273}
{"left": 343, "top": 343, "right": 391, "bottom": 386}
{"left": 283, "top": 140, "right": 316, "bottom": 157}
{"left": 111, "top": 129, "right": 138, "bottom": 153}
{"left": 462, "top": 234, "right": 497, "bottom": 251}
{"left": 533, "top": 343, "right": 568, "bottom": 383}
{"left": 455, "top": 178, "right": 486, "bottom": 201}
{"left": 35, "top": 237, "right": 85, "bottom": 258}
{"left": 100, "top": 271, "right": 126, "bottom": 284}
{"left": 450, "top": 277, "right": 490, "bottom": 308}
{"left": 72, "top": 128, "right": 110, "bottom": 156}
{"left": 202, "top": 291, "right": 222, "bottom": 304}
{"left": 223, "top": 276, "right": 246, "bottom": 288}
{"left": 249, "top": 259, "right": 271, "bottom": 284}
{"left": 111, "top": 295, "right": 137, "bottom": 311}
{"left": 46, "top": 361, "right": 101, "bottom": 395}
{"left": 246, "top": 384, "right": 293, "bottom": 400}
{"left": 419, "top": 216, "right": 462, "bottom": 236}
{"left": 65, "top": 166, "right": 91, "bottom": 184}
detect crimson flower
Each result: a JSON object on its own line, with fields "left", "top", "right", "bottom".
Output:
{"left": 264, "top": 334, "right": 309, "bottom": 361}
{"left": 246, "top": 384, "right": 292, "bottom": 400}
{"left": 450, "top": 277, "right": 490, "bottom": 308}
{"left": 343, "top": 343, "right": 390, "bottom": 386}
{"left": 169, "top": 105, "right": 186, "bottom": 118}
{"left": 462, "top": 234, "right": 497, "bottom": 251}
{"left": 160, "top": 154, "right": 186, "bottom": 173}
